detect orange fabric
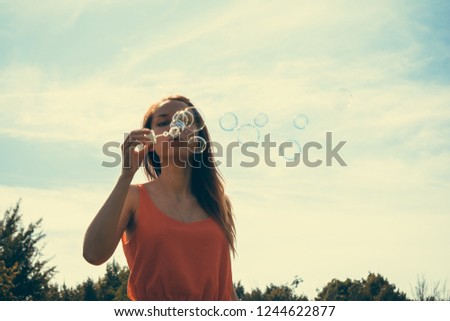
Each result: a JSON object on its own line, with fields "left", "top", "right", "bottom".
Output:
{"left": 121, "top": 184, "right": 233, "bottom": 300}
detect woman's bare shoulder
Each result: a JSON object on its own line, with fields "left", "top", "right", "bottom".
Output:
{"left": 128, "top": 181, "right": 156, "bottom": 204}
{"left": 128, "top": 183, "right": 140, "bottom": 198}
{"left": 127, "top": 181, "right": 156, "bottom": 219}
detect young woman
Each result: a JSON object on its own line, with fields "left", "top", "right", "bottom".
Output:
{"left": 83, "top": 95, "right": 238, "bottom": 300}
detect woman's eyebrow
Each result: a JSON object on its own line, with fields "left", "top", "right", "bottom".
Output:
{"left": 155, "top": 113, "right": 169, "bottom": 118}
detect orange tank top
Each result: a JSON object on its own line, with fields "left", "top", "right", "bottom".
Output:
{"left": 121, "top": 184, "right": 233, "bottom": 300}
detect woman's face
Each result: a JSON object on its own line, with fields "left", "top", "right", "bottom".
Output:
{"left": 150, "top": 100, "right": 197, "bottom": 163}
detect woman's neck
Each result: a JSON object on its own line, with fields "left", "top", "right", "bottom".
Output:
{"left": 158, "top": 164, "right": 192, "bottom": 200}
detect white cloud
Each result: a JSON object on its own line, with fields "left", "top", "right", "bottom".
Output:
{"left": 1, "top": 0, "right": 445, "bottom": 148}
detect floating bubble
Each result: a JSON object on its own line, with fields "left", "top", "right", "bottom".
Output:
{"left": 279, "top": 139, "right": 301, "bottom": 161}
{"left": 333, "top": 88, "right": 352, "bottom": 110}
{"left": 254, "top": 112, "right": 268, "bottom": 128}
{"left": 219, "top": 112, "right": 238, "bottom": 131}
{"left": 188, "top": 136, "right": 207, "bottom": 153}
{"left": 293, "top": 114, "right": 309, "bottom": 129}
{"left": 236, "top": 124, "right": 260, "bottom": 144}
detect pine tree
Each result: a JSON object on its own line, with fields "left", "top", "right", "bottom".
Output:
{"left": 83, "top": 278, "right": 98, "bottom": 301}
{"left": 0, "top": 200, "right": 56, "bottom": 300}
{"left": 315, "top": 272, "right": 409, "bottom": 301}
{"left": 97, "top": 260, "right": 130, "bottom": 300}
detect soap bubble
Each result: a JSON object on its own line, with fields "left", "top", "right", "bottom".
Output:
{"left": 333, "top": 88, "right": 352, "bottom": 110}
{"left": 219, "top": 112, "right": 238, "bottom": 131}
{"left": 236, "top": 124, "right": 260, "bottom": 144}
{"left": 176, "top": 106, "right": 205, "bottom": 132}
{"left": 254, "top": 112, "right": 268, "bottom": 128}
{"left": 279, "top": 139, "right": 301, "bottom": 161}
{"left": 173, "top": 111, "right": 192, "bottom": 128}
{"left": 188, "top": 136, "right": 207, "bottom": 153}
{"left": 293, "top": 114, "right": 309, "bottom": 129}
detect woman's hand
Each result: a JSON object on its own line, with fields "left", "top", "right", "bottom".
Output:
{"left": 121, "top": 128, "right": 154, "bottom": 178}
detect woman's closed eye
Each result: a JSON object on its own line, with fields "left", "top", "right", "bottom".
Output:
{"left": 157, "top": 121, "right": 170, "bottom": 127}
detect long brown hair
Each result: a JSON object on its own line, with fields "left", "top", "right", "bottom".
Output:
{"left": 142, "top": 94, "right": 236, "bottom": 257}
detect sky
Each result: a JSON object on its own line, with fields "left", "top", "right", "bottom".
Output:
{"left": 1, "top": 0, "right": 449, "bottom": 299}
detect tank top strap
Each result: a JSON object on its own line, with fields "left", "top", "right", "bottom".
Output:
{"left": 137, "top": 183, "right": 144, "bottom": 199}
{"left": 136, "top": 183, "right": 142, "bottom": 207}
{"left": 137, "top": 183, "right": 151, "bottom": 209}
{"left": 136, "top": 182, "right": 163, "bottom": 225}
{"left": 135, "top": 183, "right": 146, "bottom": 224}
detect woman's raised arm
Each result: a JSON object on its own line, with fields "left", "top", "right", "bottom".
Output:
{"left": 83, "top": 128, "right": 152, "bottom": 265}
{"left": 83, "top": 175, "right": 137, "bottom": 265}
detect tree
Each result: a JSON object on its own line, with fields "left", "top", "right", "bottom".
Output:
{"left": 83, "top": 278, "right": 98, "bottom": 301}
{"left": 362, "top": 273, "right": 408, "bottom": 300}
{"left": 59, "top": 282, "right": 82, "bottom": 301}
{"left": 45, "top": 283, "right": 63, "bottom": 300}
{"left": 234, "top": 280, "right": 246, "bottom": 299}
{"left": 0, "top": 200, "right": 56, "bottom": 300}
{"left": 0, "top": 260, "right": 19, "bottom": 300}
{"left": 96, "top": 260, "right": 130, "bottom": 301}
{"left": 236, "top": 276, "right": 309, "bottom": 301}
{"left": 315, "top": 272, "right": 408, "bottom": 301}
{"left": 315, "top": 278, "right": 364, "bottom": 300}
{"left": 411, "top": 275, "right": 450, "bottom": 301}
{"left": 45, "top": 261, "right": 130, "bottom": 301}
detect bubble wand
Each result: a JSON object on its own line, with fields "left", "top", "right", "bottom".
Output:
{"left": 137, "top": 107, "right": 207, "bottom": 152}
